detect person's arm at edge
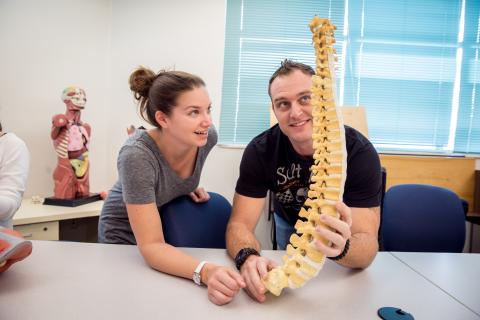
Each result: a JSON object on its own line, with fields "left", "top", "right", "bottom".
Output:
{"left": 0, "top": 139, "right": 29, "bottom": 223}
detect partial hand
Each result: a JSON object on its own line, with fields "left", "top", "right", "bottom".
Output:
{"left": 126, "top": 125, "right": 135, "bottom": 136}
{"left": 0, "top": 228, "right": 32, "bottom": 273}
{"left": 203, "top": 264, "right": 245, "bottom": 306}
{"left": 240, "top": 255, "right": 277, "bottom": 302}
{"left": 313, "top": 201, "right": 352, "bottom": 257}
{"left": 189, "top": 187, "right": 210, "bottom": 203}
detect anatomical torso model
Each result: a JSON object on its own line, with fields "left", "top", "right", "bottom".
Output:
{"left": 51, "top": 87, "right": 91, "bottom": 199}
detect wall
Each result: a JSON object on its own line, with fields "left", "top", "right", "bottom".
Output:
{"left": 108, "top": 0, "right": 226, "bottom": 184}
{"left": 0, "top": 0, "right": 111, "bottom": 197}
{"left": 0, "top": 0, "right": 274, "bottom": 249}
{"left": 0, "top": 0, "right": 231, "bottom": 197}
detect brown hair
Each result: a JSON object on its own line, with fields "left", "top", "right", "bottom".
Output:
{"left": 268, "top": 59, "right": 314, "bottom": 98}
{"left": 129, "top": 66, "right": 205, "bottom": 127}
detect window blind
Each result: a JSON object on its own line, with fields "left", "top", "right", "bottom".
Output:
{"left": 455, "top": 0, "right": 480, "bottom": 153}
{"left": 220, "top": 0, "right": 344, "bottom": 145}
{"left": 344, "top": 0, "right": 462, "bottom": 152}
{"left": 220, "top": 0, "right": 480, "bottom": 154}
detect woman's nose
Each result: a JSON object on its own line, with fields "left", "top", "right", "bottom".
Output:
{"left": 201, "top": 113, "right": 212, "bottom": 127}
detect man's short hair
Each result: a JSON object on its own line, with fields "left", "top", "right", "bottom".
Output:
{"left": 268, "top": 59, "right": 315, "bottom": 98}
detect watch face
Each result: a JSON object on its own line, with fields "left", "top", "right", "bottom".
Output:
{"left": 193, "top": 272, "right": 201, "bottom": 285}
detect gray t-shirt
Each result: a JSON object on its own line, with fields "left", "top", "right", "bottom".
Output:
{"left": 98, "top": 127, "right": 217, "bottom": 244}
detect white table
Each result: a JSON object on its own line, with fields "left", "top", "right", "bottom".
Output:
{"left": 1, "top": 241, "right": 479, "bottom": 320}
{"left": 12, "top": 200, "right": 103, "bottom": 240}
{"left": 391, "top": 251, "right": 480, "bottom": 316}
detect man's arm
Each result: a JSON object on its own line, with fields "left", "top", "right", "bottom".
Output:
{"left": 226, "top": 193, "right": 277, "bottom": 303}
{"left": 336, "top": 206, "right": 380, "bottom": 269}
{"left": 226, "top": 193, "right": 265, "bottom": 258}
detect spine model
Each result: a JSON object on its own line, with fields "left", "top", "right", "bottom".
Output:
{"left": 262, "top": 17, "right": 347, "bottom": 296}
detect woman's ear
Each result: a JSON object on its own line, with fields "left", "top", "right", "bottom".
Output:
{"left": 155, "top": 110, "right": 169, "bottom": 129}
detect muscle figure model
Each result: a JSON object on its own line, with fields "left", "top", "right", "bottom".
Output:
{"left": 262, "top": 17, "right": 347, "bottom": 296}
{"left": 51, "top": 87, "right": 91, "bottom": 199}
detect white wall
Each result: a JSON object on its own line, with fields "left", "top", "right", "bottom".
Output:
{"left": 0, "top": 0, "right": 273, "bottom": 248}
{"left": 108, "top": 0, "right": 228, "bottom": 184}
{"left": 0, "top": 0, "right": 229, "bottom": 197}
{"left": 0, "top": 0, "right": 111, "bottom": 197}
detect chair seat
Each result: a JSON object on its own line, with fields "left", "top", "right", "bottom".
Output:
{"left": 160, "top": 192, "right": 231, "bottom": 249}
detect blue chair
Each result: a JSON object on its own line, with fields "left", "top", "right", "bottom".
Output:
{"left": 380, "top": 184, "right": 466, "bottom": 253}
{"left": 160, "top": 192, "right": 231, "bottom": 248}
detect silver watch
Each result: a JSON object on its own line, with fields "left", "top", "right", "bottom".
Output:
{"left": 193, "top": 261, "right": 208, "bottom": 285}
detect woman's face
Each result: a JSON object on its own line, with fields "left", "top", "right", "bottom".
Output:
{"left": 163, "top": 86, "right": 212, "bottom": 147}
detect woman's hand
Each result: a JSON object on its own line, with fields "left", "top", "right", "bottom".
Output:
{"left": 189, "top": 187, "right": 210, "bottom": 203}
{"left": 202, "top": 264, "right": 246, "bottom": 306}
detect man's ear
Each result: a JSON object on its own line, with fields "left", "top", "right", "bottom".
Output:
{"left": 155, "top": 110, "right": 169, "bottom": 129}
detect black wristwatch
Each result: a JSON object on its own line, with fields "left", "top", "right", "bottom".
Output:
{"left": 234, "top": 248, "right": 260, "bottom": 270}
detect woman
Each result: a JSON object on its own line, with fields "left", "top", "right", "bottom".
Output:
{"left": 98, "top": 67, "right": 244, "bottom": 305}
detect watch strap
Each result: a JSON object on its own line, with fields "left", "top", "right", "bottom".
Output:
{"left": 193, "top": 260, "right": 208, "bottom": 285}
{"left": 329, "top": 239, "right": 350, "bottom": 261}
{"left": 234, "top": 248, "right": 260, "bottom": 271}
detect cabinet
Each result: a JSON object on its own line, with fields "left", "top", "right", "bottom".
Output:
{"left": 15, "top": 221, "right": 59, "bottom": 240}
{"left": 13, "top": 199, "right": 103, "bottom": 241}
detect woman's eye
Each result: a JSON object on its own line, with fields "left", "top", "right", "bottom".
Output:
{"left": 189, "top": 110, "right": 199, "bottom": 116}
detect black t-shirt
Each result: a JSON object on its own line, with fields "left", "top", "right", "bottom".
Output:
{"left": 235, "top": 124, "right": 382, "bottom": 225}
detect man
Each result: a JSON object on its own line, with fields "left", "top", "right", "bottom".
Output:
{"left": 226, "top": 60, "right": 382, "bottom": 302}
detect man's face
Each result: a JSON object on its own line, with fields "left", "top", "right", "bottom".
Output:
{"left": 270, "top": 69, "right": 313, "bottom": 147}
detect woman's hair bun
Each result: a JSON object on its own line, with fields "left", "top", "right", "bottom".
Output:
{"left": 129, "top": 67, "right": 156, "bottom": 99}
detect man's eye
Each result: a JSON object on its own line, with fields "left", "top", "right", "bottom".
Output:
{"left": 300, "top": 95, "right": 311, "bottom": 103}
{"left": 277, "top": 101, "right": 289, "bottom": 109}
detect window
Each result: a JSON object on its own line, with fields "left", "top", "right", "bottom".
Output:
{"left": 220, "top": 0, "right": 480, "bottom": 154}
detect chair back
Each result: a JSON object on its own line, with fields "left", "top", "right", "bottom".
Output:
{"left": 380, "top": 184, "right": 466, "bottom": 252}
{"left": 160, "top": 192, "right": 231, "bottom": 249}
